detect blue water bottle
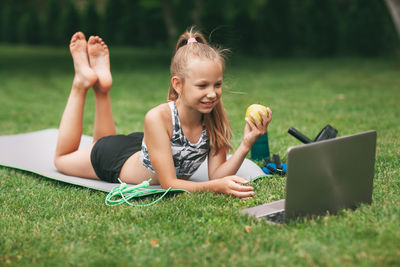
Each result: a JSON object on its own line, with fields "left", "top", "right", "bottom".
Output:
{"left": 251, "top": 132, "right": 270, "bottom": 161}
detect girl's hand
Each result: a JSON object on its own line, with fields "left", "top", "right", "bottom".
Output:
{"left": 212, "top": 176, "right": 254, "bottom": 198}
{"left": 242, "top": 107, "right": 272, "bottom": 150}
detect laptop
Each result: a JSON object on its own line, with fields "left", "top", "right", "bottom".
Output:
{"left": 240, "top": 130, "right": 377, "bottom": 224}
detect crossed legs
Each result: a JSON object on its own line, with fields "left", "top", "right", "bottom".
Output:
{"left": 54, "top": 32, "right": 115, "bottom": 179}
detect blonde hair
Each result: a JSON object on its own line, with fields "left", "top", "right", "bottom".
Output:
{"left": 167, "top": 27, "right": 232, "bottom": 154}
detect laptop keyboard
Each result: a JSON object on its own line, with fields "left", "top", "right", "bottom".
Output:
{"left": 264, "top": 210, "right": 285, "bottom": 224}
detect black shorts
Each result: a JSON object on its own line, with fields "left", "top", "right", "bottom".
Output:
{"left": 90, "top": 132, "right": 144, "bottom": 183}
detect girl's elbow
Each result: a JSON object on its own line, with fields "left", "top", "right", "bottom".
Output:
{"left": 159, "top": 179, "right": 176, "bottom": 189}
{"left": 208, "top": 173, "right": 223, "bottom": 180}
{"left": 160, "top": 183, "right": 172, "bottom": 190}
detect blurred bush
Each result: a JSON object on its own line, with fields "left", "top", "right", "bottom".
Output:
{"left": 0, "top": 0, "right": 398, "bottom": 57}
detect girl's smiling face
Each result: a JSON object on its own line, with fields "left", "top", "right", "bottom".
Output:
{"left": 173, "top": 58, "right": 223, "bottom": 114}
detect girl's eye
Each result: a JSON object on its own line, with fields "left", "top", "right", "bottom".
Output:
{"left": 215, "top": 83, "right": 222, "bottom": 88}
{"left": 197, "top": 84, "right": 207, "bottom": 88}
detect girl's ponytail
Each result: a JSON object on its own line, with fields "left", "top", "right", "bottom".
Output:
{"left": 174, "top": 31, "right": 208, "bottom": 52}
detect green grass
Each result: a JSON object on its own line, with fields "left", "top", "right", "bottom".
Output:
{"left": 0, "top": 45, "right": 399, "bottom": 266}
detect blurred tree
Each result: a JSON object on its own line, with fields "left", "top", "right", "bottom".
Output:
{"left": 1, "top": 0, "right": 19, "bottom": 43}
{"left": 191, "top": 0, "right": 203, "bottom": 27}
{"left": 0, "top": 0, "right": 3, "bottom": 42}
{"left": 385, "top": 0, "right": 400, "bottom": 39}
{"left": 335, "top": 0, "right": 351, "bottom": 54}
{"left": 119, "top": 0, "right": 140, "bottom": 45}
{"left": 201, "top": 0, "right": 228, "bottom": 43}
{"left": 159, "top": 0, "right": 205, "bottom": 48}
{"left": 263, "top": 0, "right": 292, "bottom": 56}
{"left": 346, "top": 0, "right": 387, "bottom": 56}
{"left": 291, "top": 0, "right": 309, "bottom": 55}
{"left": 0, "top": 0, "right": 398, "bottom": 55}
{"left": 17, "top": 4, "right": 41, "bottom": 44}
{"left": 232, "top": 6, "right": 257, "bottom": 53}
{"left": 306, "top": 0, "right": 338, "bottom": 56}
{"left": 160, "top": 0, "right": 178, "bottom": 47}
{"left": 103, "top": 0, "right": 124, "bottom": 45}
{"left": 83, "top": 0, "right": 100, "bottom": 36}
{"left": 198, "top": 0, "right": 244, "bottom": 51}
{"left": 58, "top": 0, "right": 81, "bottom": 45}
{"left": 43, "top": 0, "right": 62, "bottom": 45}
{"left": 137, "top": 0, "right": 167, "bottom": 46}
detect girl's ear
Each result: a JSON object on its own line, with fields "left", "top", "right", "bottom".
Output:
{"left": 171, "top": 76, "right": 183, "bottom": 95}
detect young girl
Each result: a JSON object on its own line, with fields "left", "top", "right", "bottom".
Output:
{"left": 54, "top": 29, "right": 272, "bottom": 199}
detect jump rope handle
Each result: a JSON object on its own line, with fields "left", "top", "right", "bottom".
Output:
{"left": 288, "top": 127, "right": 313, "bottom": 144}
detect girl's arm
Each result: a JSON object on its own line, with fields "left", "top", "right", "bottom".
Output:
{"left": 208, "top": 108, "right": 272, "bottom": 179}
{"left": 144, "top": 106, "right": 254, "bottom": 198}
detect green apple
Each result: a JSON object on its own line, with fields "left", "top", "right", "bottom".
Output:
{"left": 245, "top": 104, "right": 268, "bottom": 124}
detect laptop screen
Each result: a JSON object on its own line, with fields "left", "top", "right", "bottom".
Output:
{"left": 284, "top": 130, "right": 376, "bottom": 221}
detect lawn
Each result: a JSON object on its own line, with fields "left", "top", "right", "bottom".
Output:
{"left": 0, "top": 45, "right": 399, "bottom": 266}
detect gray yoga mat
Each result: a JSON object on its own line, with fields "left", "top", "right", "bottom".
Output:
{"left": 0, "top": 129, "right": 267, "bottom": 192}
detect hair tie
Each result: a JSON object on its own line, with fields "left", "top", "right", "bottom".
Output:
{"left": 187, "top": 37, "right": 197, "bottom": 44}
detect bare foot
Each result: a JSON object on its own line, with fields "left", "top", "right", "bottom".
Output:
{"left": 70, "top": 32, "right": 97, "bottom": 90}
{"left": 88, "top": 36, "right": 112, "bottom": 93}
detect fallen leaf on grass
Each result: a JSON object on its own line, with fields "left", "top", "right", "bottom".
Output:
{"left": 245, "top": 225, "right": 252, "bottom": 233}
{"left": 149, "top": 239, "right": 160, "bottom": 248}
{"left": 336, "top": 94, "right": 345, "bottom": 100}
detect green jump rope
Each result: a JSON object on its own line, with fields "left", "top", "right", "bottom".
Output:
{"left": 105, "top": 176, "right": 268, "bottom": 207}
{"left": 105, "top": 178, "right": 187, "bottom": 207}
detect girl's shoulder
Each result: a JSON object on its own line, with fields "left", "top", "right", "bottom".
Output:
{"left": 145, "top": 102, "right": 171, "bottom": 118}
{"left": 144, "top": 102, "right": 173, "bottom": 132}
